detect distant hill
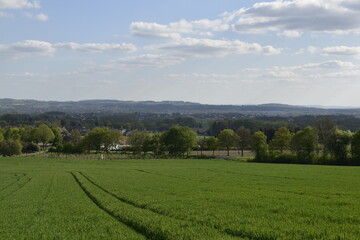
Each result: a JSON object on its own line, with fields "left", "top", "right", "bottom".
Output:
{"left": 0, "top": 98, "right": 359, "bottom": 116}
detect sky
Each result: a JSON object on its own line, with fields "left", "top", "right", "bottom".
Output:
{"left": 1, "top": 0, "right": 360, "bottom": 106}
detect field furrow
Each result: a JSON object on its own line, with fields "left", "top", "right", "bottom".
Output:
{"left": 0, "top": 174, "right": 31, "bottom": 201}
{"left": 79, "top": 171, "right": 251, "bottom": 239}
{"left": 70, "top": 172, "right": 150, "bottom": 240}
{"left": 72, "top": 171, "right": 238, "bottom": 240}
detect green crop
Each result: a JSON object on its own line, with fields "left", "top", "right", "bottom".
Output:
{"left": 0, "top": 157, "right": 359, "bottom": 239}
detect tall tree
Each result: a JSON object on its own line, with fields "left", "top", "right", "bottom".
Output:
{"left": 218, "top": 129, "right": 240, "bottom": 156}
{"left": 291, "top": 126, "right": 318, "bottom": 160}
{"left": 351, "top": 130, "right": 360, "bottom": 161}
{"left": 4, "top": 127, "right": 21, "bottom": 141}
{"left": 316, "top": 118, "right": 336, "bottom": 155}
{"left": 32, "top": 124, "right": 55, "bottom": 150}
{"left": 251, "top": 131, "right": 268, "bottom": 161}
{"left": 51, "top": 127, "right": 63, "bottom": 147}
{"left": 269, "top": 127, "right": 293, "bottom": 153}
{"left": 236, "top": 127, "right": 251, "bottom": 156}
{"left": 81, "top": 127, "right": 121, "bottom": 152}
{"left": 198, "top": 137, "right": 207, "bottom": 155}
{"left": 162, "top": 126, "right": 197, "bottom": 156}
{"left": 103, "top": 130, "right": 123, "bottom": 152}
{"left": 327, "top": 128, "right": 352, "bottom": 164}
{"left": 127, "top": 130, "right": 148, "bottom": 155}
{"left": 143, "top": 133, "right": 163, "bottom": 156}
{"left": 206, "top": 136, "right": 219, "bottom": 156}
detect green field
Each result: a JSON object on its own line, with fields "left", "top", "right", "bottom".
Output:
{"left": 0, "top": 157, "right": 359, "bottom": 240}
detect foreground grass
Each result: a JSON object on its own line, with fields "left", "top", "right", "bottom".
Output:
{"left": 0, "top": 157, "right": 359, "bottom": 239}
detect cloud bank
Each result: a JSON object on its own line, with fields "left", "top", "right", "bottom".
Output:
{"left": 0, "top": 40, "right": 137, "bottom": 59}
{"left": 147, "top": 38, "right": 281, "bottom": 58}
{"left": 0, "top": 0, "right": 40, "bottom": 9}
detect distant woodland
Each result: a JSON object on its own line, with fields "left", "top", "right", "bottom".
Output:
{"left": 2, "top": 98, "right": 360, "bottom": 165}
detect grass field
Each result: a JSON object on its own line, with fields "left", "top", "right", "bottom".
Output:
{"left": 0, "top": 157, "right": 359, "bottom": 240}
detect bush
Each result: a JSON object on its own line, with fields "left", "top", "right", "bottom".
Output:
{"left": 268, "top": 153, "right": 297, "bottom": 164}
{"left": 315, "top": 155, "right": 337, "bottom": 165}
{"left": 62, "top": 142, "right": 84, "bottom": 154}
{"left": 256, "top": 152, "right": 320, "bottom": 165}
{"left": 48, "top": 146, "right": 58, "bottom": 153}
{"left": 0, "top": 140, "right": 23, "bottom": 156}
{"left": 22, "top": 142, "right": 40, "bottom": 153}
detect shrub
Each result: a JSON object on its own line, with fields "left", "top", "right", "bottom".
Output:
{"left": 62, "top": 142, "right": 84, "bottom": 154}
{"left": 22, "top": 142, "right": 40, "bottom": 153}
{"left": 0, "top": 140, "right": 23, "bottom": 156}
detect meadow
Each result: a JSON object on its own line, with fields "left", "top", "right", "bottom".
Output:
{"left": 0, "top": 157, "right": 359, "bottom": 240}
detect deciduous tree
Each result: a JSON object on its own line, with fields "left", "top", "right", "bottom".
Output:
{"left": 218, "top": 129, "right": 239, "bottom": 156}
{"left": 351, "top": 130, "right": 360, "bottom": 161}
{"left": 251, "top": 131, "right": 268, "bottom": 161}
{"left": 327, "top": 128, "right": 352, "bottom": 164}
{"left": 82, "top": 127, "right": 122, "bottom": 152}
{"left": 206, "top": 136, "right": 219, "bottom": 156}
{"left": 291, "top": 126, "right": 318, "bottom": 160}
{"left": 32, "top": 124, "right": 55, "bottom": 150}
{"left": 269, "top": 127, "right": 293, "bottom": 153}
{"left": 162, "top": 126, "right": 197, "bottom": 156}
{"left": 316, "top": 118, "right": 336, "bottom": 155}
{"left": 127, "top": 130, "right": 148, "bottom": 155}
{"left": 236, "top": 127, "right": 251, "bottom": 156}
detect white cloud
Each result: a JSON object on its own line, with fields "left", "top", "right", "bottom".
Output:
{"left": 261, "top": 60, "right": 358, "bottom": 82}
{"left": 306, "top": 46, "right": 318, "bottom": 54}
{"left": 291, "top": 60, "right": 356, "bottom": 70}
{"left": 35, "top": 13, "right": 47, "bottom": 21}
{"left": 130, "top": 21, "right": 188, "bottom": 39}
{"left": 129, "top": 1, "right": 360, "bottom": 39}
{"left": 265, "top": 61, "right": 356, "bottom": 79}
{"left": 147, "top": 37, "right": 281, "bottom": 58}
{"left": 0, "top": 40, "right": 138, "bottom": 59}
{"left": 24, "top": 12, "right": 48, "bottom": 21}
{"left": 0, "top": 0, "right": 40, "bottom": 9}
{"left": 76, "top": 54, "right": 185, "bottom": 75}
{"left": 0, "top": 40, "right": 55, "bottom": 59}
{"left": 191, "top": 19, "right": 229, "bottom": 31}
{"left": 130, "top": 18, "right": 229, "bottom": 39}
{"left": 277, "top": 30, "right": 302, "bottom": 38}
{"left": 54, "top": 42, "right": 137, "bottom": 53}
{"left": 166, "top": 60, "right": 359, "bottom": 85}
{"left": 322, "top": 46, "right": 360, "bottom": 56}
{"left": 321, "top": 70, "right": 360, "bottom": 78}
{"left": 231, "top": 0, "right": 360, "bottom": 34}
{"left": 296, "top": 46, "right": 318, "bottom": 55}
{"left": 109, "top": 54, "right": 184, "bottom": 69}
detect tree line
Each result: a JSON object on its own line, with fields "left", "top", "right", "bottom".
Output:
{"left": 1, "top": 118, "right": 360, "bottom": 165}
{"left": 250, "top": 119, "right": 360, "bottom": 165}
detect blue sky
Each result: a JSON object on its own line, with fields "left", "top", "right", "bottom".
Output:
{"left": 1, "top": 0, "right": 360, "bottom": 106}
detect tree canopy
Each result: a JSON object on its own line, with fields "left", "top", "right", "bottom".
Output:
{"left": 218, "top": 129, "right": 239, "bottom": 156}
{"left": 162, "top": 126, "right": 197, "bottom": 156}
{"left": 269, "top": 127, "right": 293, "bottom": 153}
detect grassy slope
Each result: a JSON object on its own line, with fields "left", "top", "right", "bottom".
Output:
{"left": 0, "top": 157, "right": 359, "bottom": 239}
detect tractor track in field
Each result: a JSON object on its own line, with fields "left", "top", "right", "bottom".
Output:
{"left": 76, "top": 172, "right": 257, "bottom": 240}
{"left": 70, "top": 172, "right": 151, "bottom": 240}
{"left": 79, "top": 171, "right": 157, "bottom": 210}
{"left": 0, "top": 173, "right": 26, "bottom": 192}
{"left": 0, "top": 174, "right": 31, "bottom": 202}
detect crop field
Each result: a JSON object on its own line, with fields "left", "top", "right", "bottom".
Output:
{"left": 0, "top": 157, "right": 359, "bottom": 239}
